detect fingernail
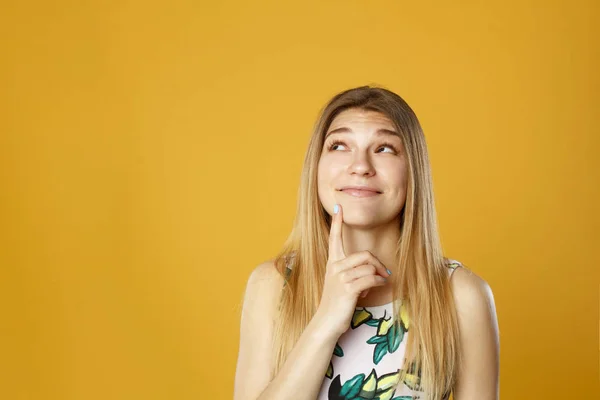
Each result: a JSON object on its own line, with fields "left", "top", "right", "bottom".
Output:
{"left": 386, "top": 268, "right": 392, "bottom": 275}
{"left": 334, "top": 204, "right": 339, "bottom": 214}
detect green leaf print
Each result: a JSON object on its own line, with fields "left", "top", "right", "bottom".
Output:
{"left": 326, "top": 361, "right": 333, "bottom": 379}
{"left": 329, "top": 369, "right": 403, "bottom": 400}
{"left": 363, "top": 309, "right": 407, "bottom": 364}
{"left": 377, "top": 315, "right": 393, "bottom": 336}
{"left": 351, "top": 308, "right": 373, "bottom": 329}
{"left": 358, "top": 369, "right": 378, "bottom": 399}
{"left": 326, "top": 342, "right": 344, "bottom": 379}
{"left": 376, "top": 369, "right": 401, "bottom": 392}
{"left": 339, "top": 373, "right": 365, "bottom": 399}
{"left": 373, "top": 341, "right": 388, "bottom": 364}
{"left": 334, "top": 342, "right": 344, "bottom": 357}
{"left": 367, "top": 335, "right": 387, "bottom": 345}
{"left": 376, "top": 386, "right": 397, "bottom": 400}
{"left": 390, "top": 397, "right": 414, "bottom": 400}
{"left": 386, "top": 322, "right": 402, "bottom": 353}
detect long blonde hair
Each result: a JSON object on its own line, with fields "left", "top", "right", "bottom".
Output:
{"left": 270, "top": 85, "right": 461, "bottom": 399}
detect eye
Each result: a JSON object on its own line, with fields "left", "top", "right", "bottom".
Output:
{"left": 326, "top": 140, "right": 399, "bottom": 154}
{"left": 376, "top": 142, "right": 399, "bottom": 154}
{"left": 326, "top": 140, "right": 347, "bottom": 151}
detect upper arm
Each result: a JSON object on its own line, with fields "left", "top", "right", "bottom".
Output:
{"left": 450, "top": 267, "right": 500, "bottom": 400}
{"left": 234, "top": 260, "right": 284, "bottom": 400}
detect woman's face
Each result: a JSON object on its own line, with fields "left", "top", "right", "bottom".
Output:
{"left": 317, "top": 107, "right": 408, "bottom": 228}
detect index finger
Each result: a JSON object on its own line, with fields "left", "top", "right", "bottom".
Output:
{"left": 328, "top": 203, "right": 346, "bottom": 262}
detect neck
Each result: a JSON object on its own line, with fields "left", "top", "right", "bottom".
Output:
{"left": 342, "top": 219, "right": 401, "bottom": 307}
{"left": 342, "top": 220, "right": 401, "bottom": 271}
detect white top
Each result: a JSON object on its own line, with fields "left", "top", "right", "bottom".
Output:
{"left": 310, "top": 260, "right": 463, "bottom": 400}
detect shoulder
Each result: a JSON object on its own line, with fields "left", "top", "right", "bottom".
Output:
{"left": 244, "top": 259, "right": 285, "bottom": 306}
{"left": 448, "top": 263, "right": 500, "bottom": 398}
{"left": 235, "top": 259, "right": 285, "bottom": 398}
{"left": 241, "top": 258, "right": 288, "bottom": 321}
{"left": 249, "top": 258, "right": 281, "bottom": 282}
{"left": 449, "top": 264, "right": 496, "bottom": 314}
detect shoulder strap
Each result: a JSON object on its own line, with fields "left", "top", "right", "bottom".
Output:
{"left": 283, "top": 252, "right": 296, "bottom": 283}
{"left": 446, "top": 259, "right": 462, "bottom": 278}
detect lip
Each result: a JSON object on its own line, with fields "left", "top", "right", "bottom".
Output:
{"left": 338, "top": 186, "right": 382, "bottom": 193}
{"left": 337, "top": 186, "right": 382, "bottom": 198}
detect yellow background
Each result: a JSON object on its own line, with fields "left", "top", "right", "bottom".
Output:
{"left": 1, "top": 1, "right": 598, "bottom": 398}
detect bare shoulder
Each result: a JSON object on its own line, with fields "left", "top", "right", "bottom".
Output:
{"left": 449, "top": 265, "right": 500, "bottom": 399}
{"left": 241, "top": 259, "right": 285, "bottom": 326}
{"left": 449, "top": 266, "right": 498, "bottom": 335}
{"left": 450, "top": 266, "right": 496, "bottom": 309}
{"left": 251, "top": 258, "right": 282, "bottom": 281}
{"left": 234, "top": 259, "right": 285, "bottom": 400}
{"left": 245, "top": 259, "right": 285, "bottom": 300}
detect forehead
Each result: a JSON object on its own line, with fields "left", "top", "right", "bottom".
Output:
{"left": 326, "top": 108, "right": 399, "bottom": 139}
{"left": 327, "top": 108, "right": 396, "bottom": 132}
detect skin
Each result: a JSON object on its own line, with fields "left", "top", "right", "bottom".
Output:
{"left": 316, "top": 107, "right": 500, "bottom": 398}
{"left": 234, "top": 107, "right": 500, "bottom": 399}
{"left": 451, "top": 266, "right": 500, "bottom": 399}
{"left": 317, "top": 107, "right": 408, "bottom": 306}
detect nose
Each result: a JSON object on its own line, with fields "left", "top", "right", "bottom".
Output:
{"left": 347, "top": 152, "right": 375, "bottom": 177}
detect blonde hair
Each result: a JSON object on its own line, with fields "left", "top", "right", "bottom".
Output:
{"left": 270, "top": 85, "right": 461, "bottom": 399}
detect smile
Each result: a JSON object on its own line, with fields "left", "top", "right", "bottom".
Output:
{"left": 339, "top": 189, "right": 381, "bottom": 198}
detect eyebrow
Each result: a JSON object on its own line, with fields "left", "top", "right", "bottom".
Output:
{"left": 324, "top": 127, "right": 400, "bottom": 139}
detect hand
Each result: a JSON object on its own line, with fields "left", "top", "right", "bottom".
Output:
{"left": 315, "top": 203, "right": 392, "bottom": 338}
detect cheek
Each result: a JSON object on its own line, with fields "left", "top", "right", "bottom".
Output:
{"left": 317, "top": 160, "right": 340, "bottom": 206}
{"left": 395, "top": 170, "right": 408, "bottom": 189}
{"left": 317, "top": 159, "right": 333, "bottom": 184}
{"left": 316, "top": 161, "right": 329, "bottom": 197}
{"left": 380, "top": 162, "right": 408, "bottom": 188}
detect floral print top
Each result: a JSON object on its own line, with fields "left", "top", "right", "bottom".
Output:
{"left": 305, "top": 259, "right": 463, "bottom": 400}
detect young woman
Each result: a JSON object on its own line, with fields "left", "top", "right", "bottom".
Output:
{"left": 234, "top": 86, "right": 500, "bottom": 400}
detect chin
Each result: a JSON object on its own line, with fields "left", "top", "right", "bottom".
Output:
{"left": 340, "top": 212, "right": 384, "bottom": 227}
